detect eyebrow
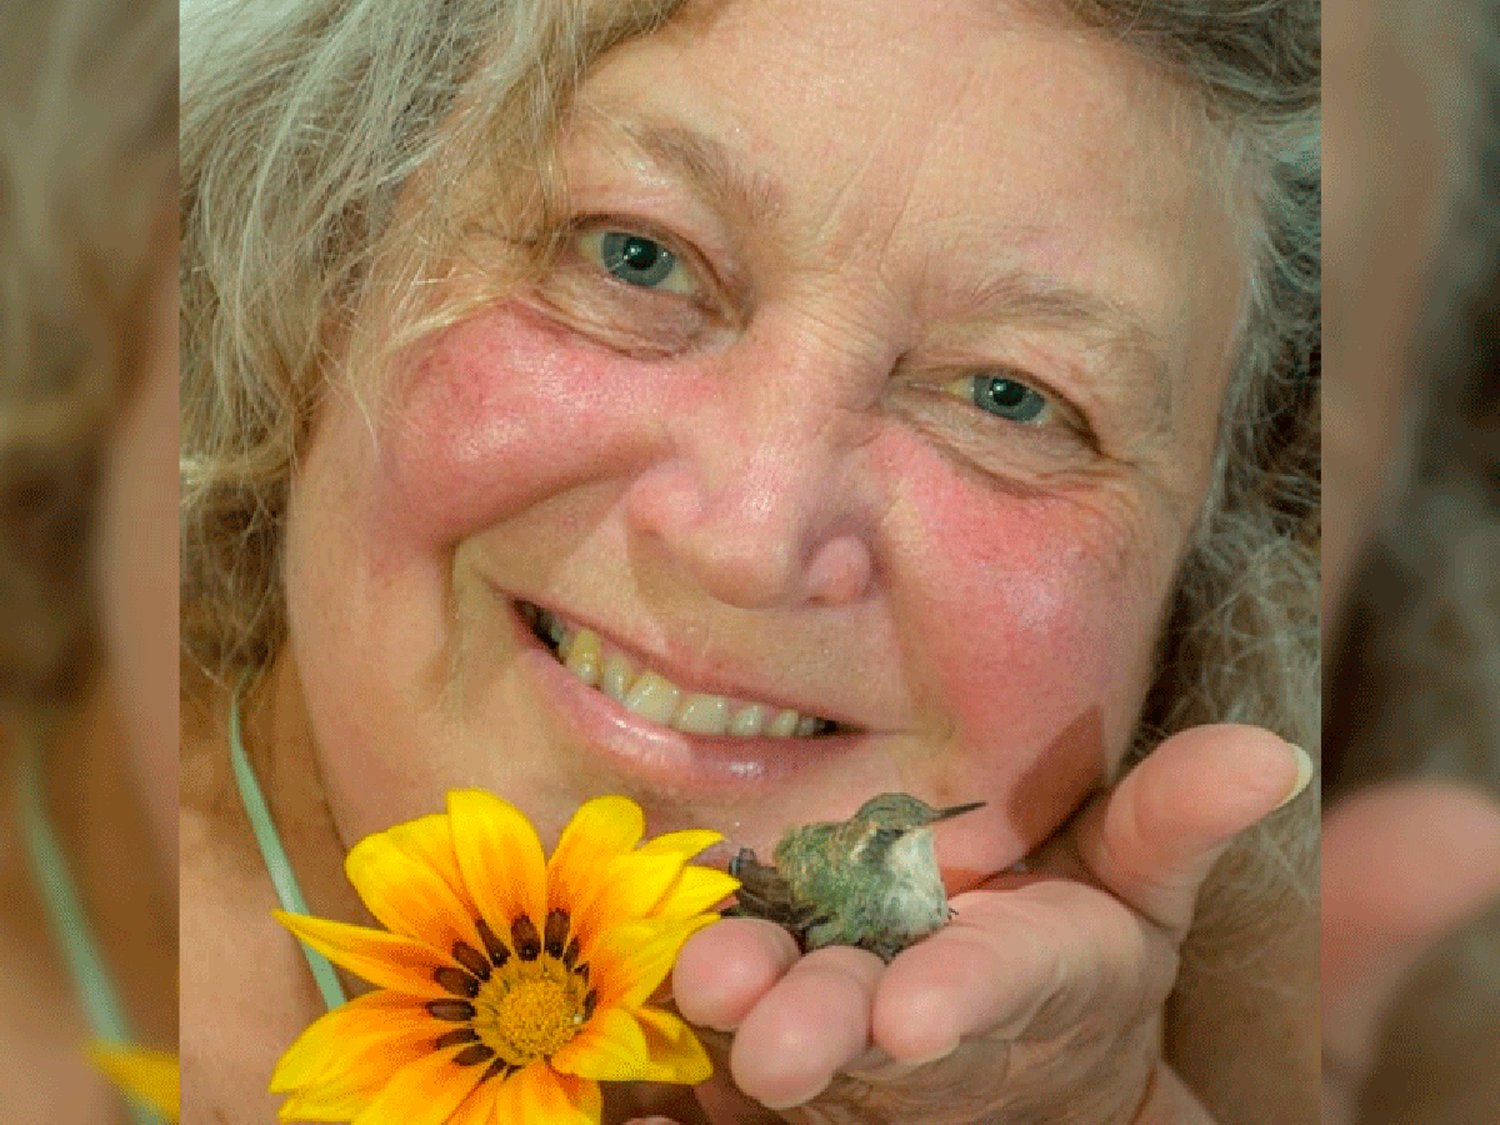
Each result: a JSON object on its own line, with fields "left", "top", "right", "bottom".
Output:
{"left": 595, "top": 115, "right": 1177, "bottom": 428}
{"left": 608, "top": 116, "right": 787, "bottom": 227}
{"left": 953, "top": 269, "right": 1176, "bottom": 429}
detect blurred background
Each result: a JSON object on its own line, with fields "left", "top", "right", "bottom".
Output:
{"left": 1, "top": 0, "right": 176, "bottom": 1121}
{"left": 1325, "top": 0, "right": 1500, "bottom": 1121}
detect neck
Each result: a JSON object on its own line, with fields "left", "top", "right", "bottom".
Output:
{"left": 230, "top": 654, "right": 372, "bottom": 946}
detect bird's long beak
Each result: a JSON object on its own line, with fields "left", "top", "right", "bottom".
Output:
{"left": 930, "top": 800, "right": 985, "bottom": 823}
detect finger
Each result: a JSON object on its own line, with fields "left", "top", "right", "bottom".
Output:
{"left": 1075, "top": 724, "right": 1311, "bottom": 934}
{"left": 693, "top": 1072, "right": 785, "bottom": 1125}
{"left": 671, "top": 917, "right": 801, "bottom": 1031}
{"left": 683, "top": 1028, "right": 787, "bottom": 1125}
{"left": 1321, "top": 781, "right": 1500, "bottom": 1095}
{"left": 728, "top": 945, "right": 884, "bottom": 1109}
{"left": 870, "top": 882, "right": 1170, "bottom": 1061}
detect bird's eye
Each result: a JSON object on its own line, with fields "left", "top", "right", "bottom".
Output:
{"left": 946, "top": 373, "right": 1052, "bottom": 424}
{"left": 577, "top": 228, "right": 700, "bottom": 296}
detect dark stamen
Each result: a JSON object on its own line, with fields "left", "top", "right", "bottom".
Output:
{"left": 451, "top": 940, "right": 492, "bottom": 981}
{"left": 583, "top": 988, "right": 599, "bottom": 1021}
{"left": 544, "top": 908, "right": 569, "bottom": 959}
{"left": 453, "top": 1043, "right": 496, "bottom": 1067}
{"left": 476, "top": 917, "right": 510, "bottom": 967}
{"left": 483, "top": 1058, "right": 523, "bottom": 1083}
{"left": 511, "top": 915, "right": 542, "bottom": 961}
{"left": 433, "top": 966, "right": 480, "bottom": 998}
{"left": 562, "top": 936, "right": 580, "bottom": 968}
{"left": 575, "top": 961, "right": 590, "bottom": 984}
{"left": 434, "top": 1027, "right": 480, "bottom": 1049}
{"left": 426, "top": 999, "right": 477, "bottom": 1022}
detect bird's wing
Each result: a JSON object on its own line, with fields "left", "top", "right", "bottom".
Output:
{"left": 725, "top": 848, "right": 826, "bottom": 947}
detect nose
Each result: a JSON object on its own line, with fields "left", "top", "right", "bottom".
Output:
{"left": 623, "top": 337, "right": 881, "bottom": 610}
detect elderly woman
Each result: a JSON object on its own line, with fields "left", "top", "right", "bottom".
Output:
{"left": 181, "top": 0, "right": 1319, "bottom": 1122}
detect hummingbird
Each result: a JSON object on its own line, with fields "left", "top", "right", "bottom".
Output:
{"left": 728, "top": 793, "right": 985, "bottom": 962}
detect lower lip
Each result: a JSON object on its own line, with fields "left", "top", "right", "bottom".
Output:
{"left": 505, "top": 598, "right": 866, "bottom": 795}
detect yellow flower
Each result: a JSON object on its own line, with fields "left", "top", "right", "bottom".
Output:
{"left": 271, "top": 791, "right": 739, "bottom": 1124}
{"left": 90, "top": 1044, "right": 180, "bottom": 1122}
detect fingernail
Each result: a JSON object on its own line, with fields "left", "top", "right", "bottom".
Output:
{"left": 1274, "top": 743, "right": 1314, "bottom": 809}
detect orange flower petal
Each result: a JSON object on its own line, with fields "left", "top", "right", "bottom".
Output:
{"left": 447, "top": 790, "right": 547, "bottom": 936}
{"left": 270, "top": 992, "right": 434, "bottom": 1092}
{"left": 592, "top": 916, "right": 719, "bottom": 1009}
{"left": 347, "top": 1046, "right": 487, "bottom": 1125}
{"left": 276, "top": 1029, "right": 439, "bottom": 1120}
{"left": 385, "top": 812, "right": 474, "bottom": 909}
{"left": 575, "top": 851, "right": 688, "bottom": 943}
{"left": 279, "top": 1020, "right": 435, "bottom": 1125}
{"left": 558, "top": 1070, "right": 604, "bottom": 1124}
{"left": 273, "top": 911, "right": 448, "bottom": 997}
{"left": 652, "top": 865, "right": 740, "bottom": 920}
{"left": 444, "top": 1078, "right": 499, "bottom": 1125}
{"left": 546, "top": 796, "right": 644, "bottom": 923}
{"left": 577, "top": 832, "right": 733, "bottom": 938}
{"left": 550, "top": 1006, "right": 656, "bottom": 1082}
{"left": 90, "top": 1046, "right": 179, "bottom": 1122}
{"left": 345, "top": 816, "right": 485, "bottom": 955}
{"left": 491, "top": 1064, "right": 601, "bottom": 1124}
{"left": 554, "top": 1005, "right": 712, "bottom": 1085}
{"left": 634, "top": 1006, "right": 714, "bottom": 1085}
{"left": 635, "top": 829, "right": 722, "bottom": 862}
{"left": 550, "top": 1007, "right": 647, "bottom": 1081}
{"left": 278, "top": 1082, "right": 381, "bottom": 1122}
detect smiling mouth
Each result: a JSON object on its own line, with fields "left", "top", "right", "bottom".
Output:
{"left": 517, "top": 600, "right": 847, "bottom": 740}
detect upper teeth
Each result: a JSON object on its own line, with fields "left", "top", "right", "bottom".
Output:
{"left": 528, "top": 605, "right": 834, "bottom": 739}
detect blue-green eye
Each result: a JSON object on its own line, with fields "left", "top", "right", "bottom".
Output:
{"left": 601, "top": 231, "right": 674, "bottom": 285}
{"left": 947, "top": 373, "right": 1050, "bottom": 424}
{"left": 579, "top": 229, "right": 698, "bottom": 295}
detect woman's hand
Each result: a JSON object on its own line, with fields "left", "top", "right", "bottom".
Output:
{"left": 659, "top": 726, "right": 1309, "bottom": 1125}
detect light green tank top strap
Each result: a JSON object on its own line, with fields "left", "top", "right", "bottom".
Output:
{"left": 227, "top": 678, "right": 347, "bottom": 1012}
{"left": 14, "top": 726, "right": 168, "bottom": 1125}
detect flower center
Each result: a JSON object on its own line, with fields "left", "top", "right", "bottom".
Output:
{"left": 485, "top": 977, "right": 580, "bottom": 1061}
{"left": 426, "top": 909, "right": 598, "bottom": 1081}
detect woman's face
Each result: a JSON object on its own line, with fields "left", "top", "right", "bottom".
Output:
{"left": 284, "top": 0, "right": 1247, "bottom": 880}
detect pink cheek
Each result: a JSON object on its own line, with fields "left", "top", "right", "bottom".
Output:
{"left": 368, "top": 304, "right": 668, "bottom": 548}
{"left": 881, "top": 446, "right": 1163, "bottom": 831}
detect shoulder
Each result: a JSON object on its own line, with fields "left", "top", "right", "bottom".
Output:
{"left": 179, "top": 693, "right": 327, "bottom": 1125}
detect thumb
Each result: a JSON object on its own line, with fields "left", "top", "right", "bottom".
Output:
{"left": 1321, "top": 780, "right": 1500, "bottom": 1106}
{"left": 1071, "top": 724, "right": 1311, "bottom": 935}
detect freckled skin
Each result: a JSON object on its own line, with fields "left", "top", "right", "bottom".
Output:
{"left": 283, "top": 0, "right": 1245, "bottom": 894}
